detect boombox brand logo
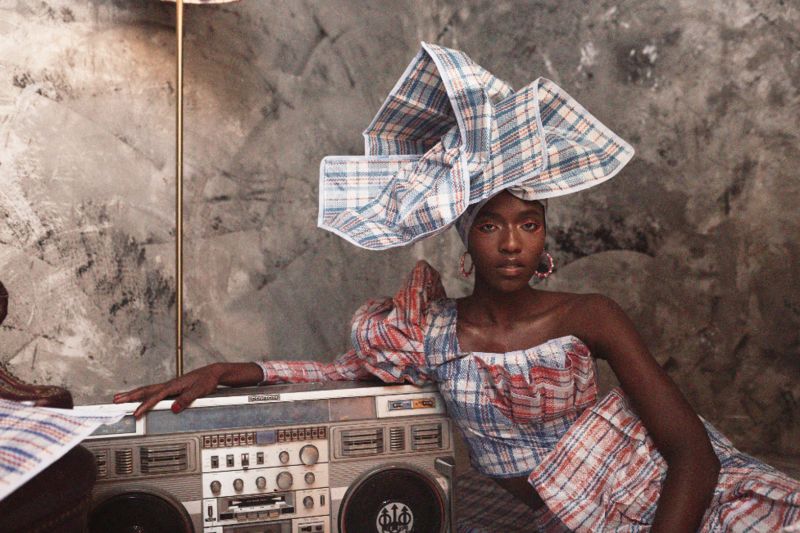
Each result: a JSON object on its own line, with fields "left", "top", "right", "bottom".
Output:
{"left": 248, "top": 393, "right": 280, "bottom": 402}
{"left": 376, "top": 501, "right": 414, "bottom": 533}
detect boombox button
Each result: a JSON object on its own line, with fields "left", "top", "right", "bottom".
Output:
{"left": 226, "top": 454, "right": 234, "bottom": 468}
{"left": 210, "top": 456, "right": 219, "bottom": 469}
{"left": 256, "top": 452, "right": 264, "bottom": 464}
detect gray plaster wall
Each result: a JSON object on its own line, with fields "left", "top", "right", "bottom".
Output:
{"left": 0, "top": 1, "right": 797, "bottom": 473}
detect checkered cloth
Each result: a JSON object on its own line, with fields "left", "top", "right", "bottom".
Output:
{"left": 318, "top": 42, "right": 634, "bottom": 249}
{"left": 258, "top": 262, "right": 800, "bottom": 530}
{"left": 530, "top": 389, "right": 800, "bottom": 531}
{"left": 0, "top": 399, "right": 123, "bottom": 501}
{"left": 455, "top": 465, "right": 570, "bottom": 532}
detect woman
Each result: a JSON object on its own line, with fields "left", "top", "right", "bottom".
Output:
{"left": 116, "top": 44, "right": 800, "bottom": 531}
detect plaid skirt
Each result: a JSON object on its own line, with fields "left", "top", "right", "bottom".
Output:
{"left": 525, "top": 388, "right": 800, "bottom": 532}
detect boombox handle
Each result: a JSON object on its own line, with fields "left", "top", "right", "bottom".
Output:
{"left": 435, "top": 456, "right": 457, "bottom": 533}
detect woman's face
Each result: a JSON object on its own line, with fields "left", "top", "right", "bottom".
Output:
{"left": 467, "top": 191, "right": 546, "bottom": 293}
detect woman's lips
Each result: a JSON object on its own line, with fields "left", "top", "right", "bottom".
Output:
{"left": 497, "top": 264, "right": 526, "bottom": 276}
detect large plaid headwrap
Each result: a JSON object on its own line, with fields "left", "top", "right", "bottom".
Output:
{"left": 318, "top": 42, "right": 635, "bottom": 250}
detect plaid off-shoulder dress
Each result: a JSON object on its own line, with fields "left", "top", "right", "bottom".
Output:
{"left": 259, "top": 261, "right": 800, "bottom": 532}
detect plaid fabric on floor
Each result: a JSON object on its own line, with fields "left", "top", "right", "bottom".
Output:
{"left": 455, "top": 465, "right": 569, "bottom": 532}
{"left": 0, "top": 399, "right": 123, "bottom": 501}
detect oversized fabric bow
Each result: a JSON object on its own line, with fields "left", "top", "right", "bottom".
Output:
{"left": 318, "top": 42, "right": 634, "bottom": 250}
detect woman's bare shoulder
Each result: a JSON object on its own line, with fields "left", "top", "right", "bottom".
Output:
{"left": 539, "top": 290, "right": 628, "bottom": 344}
{"left": 535, "top": 289, "right": 617, "bottom": 312}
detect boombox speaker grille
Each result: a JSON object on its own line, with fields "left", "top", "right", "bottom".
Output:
{"left": 88, "top": 488, "right": 194, "bottom": 533}
{"left": 338, "top": 464, "right": 446, "bottom": 533}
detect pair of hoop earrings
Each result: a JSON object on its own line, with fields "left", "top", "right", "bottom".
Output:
{"left": 459, "top": 251, "right": 554, "bottom": 279}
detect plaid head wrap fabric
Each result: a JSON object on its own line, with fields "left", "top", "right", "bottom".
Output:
{"left": 318, "top": 42, "right": 634, "bottom": 250}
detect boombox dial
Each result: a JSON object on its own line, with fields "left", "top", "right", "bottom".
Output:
{"left": 300, "top": 444, "right": 320, "bottom": 465}
{"left": 256, "top": 476, "right": 267, "bottom": 489}
{"left": 276, "top": 471, "right": 293, "bottom": 490}
{"left": 232, "top": 478, "right": 244, "bottom": 492}
{"left": 210, "top": 480, "right": 221, "bottom": 495}
{"left": 279, "top": 450, "right": 290, "bottom": 464}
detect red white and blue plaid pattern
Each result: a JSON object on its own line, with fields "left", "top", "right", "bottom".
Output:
{"left": 529, "top": 388, "right": 800, "bottom": 531}
{"left": 257, "top": 262, "right": 800, "bottom": 530}
{"left": 318, "top": 43, "right": 634, "bottom": 249}
{"left": 455, "top": 465, "right": 570, "bottom": 532}
{"left": 0, "top": 399, "right": 123, "bottom": 501}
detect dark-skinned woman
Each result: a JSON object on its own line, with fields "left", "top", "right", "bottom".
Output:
{"left": 116, "top": 44, "right": 800, "bottom": 531}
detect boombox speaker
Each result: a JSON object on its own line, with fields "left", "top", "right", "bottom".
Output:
{"left": 79, "top": 382, "right": 456, "bottom": 533}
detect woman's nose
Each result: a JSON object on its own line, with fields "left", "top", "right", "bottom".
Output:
{"left": 499, "top": 228, "right": 522, "bottom": 254}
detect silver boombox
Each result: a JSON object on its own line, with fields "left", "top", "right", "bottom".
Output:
{"left": 79, "top": 382, "right": 455, "bottom": 533}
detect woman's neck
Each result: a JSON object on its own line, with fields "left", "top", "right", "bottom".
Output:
{"left": 465, "top": 278, "right": 538, "bottom": 326}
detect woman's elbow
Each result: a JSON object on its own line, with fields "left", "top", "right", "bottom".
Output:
{"left": 669, "top": 440, "right": 721, "bottom": 492}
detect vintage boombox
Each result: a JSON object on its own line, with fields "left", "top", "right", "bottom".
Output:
{"left": 78, "top": 382, "right": 455, "bottom": 533}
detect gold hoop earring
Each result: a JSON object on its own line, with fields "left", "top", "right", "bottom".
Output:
{"left": 535, "top": 252, "right": 554, "bottom": 279}
{"left": 460, "top": 251, "right": 474, "bottom": 278}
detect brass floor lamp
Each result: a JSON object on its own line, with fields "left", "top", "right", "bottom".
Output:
{"left": 164, "top": 0, "right": 240, "bottom": 378}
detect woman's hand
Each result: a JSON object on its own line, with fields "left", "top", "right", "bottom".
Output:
{"left": 114, "top": 363, "right": 224, "bottom": 418}
{"left": 114, "top": 362, "right": 266, "bottom": 418}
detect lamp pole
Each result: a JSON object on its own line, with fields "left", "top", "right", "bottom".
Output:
{"left": 175, "top": 0, "right": 184, "bottom": 378}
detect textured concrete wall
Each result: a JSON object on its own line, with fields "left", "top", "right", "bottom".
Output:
{"left": 0, "top": 1, "right": 797, "bottom": 472}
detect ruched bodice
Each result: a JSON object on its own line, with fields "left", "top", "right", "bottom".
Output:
{"left": 424, "top": 298, "right": 598, "bottom": 477}
{"left": 324, "top": 259, "right": 601, "bottom": 477}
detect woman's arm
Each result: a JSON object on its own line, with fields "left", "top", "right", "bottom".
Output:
{"left": 114, "top": 349, "right": 373, "bottom": 418}
{"left": 575, "top": 294, "right": 720, "bottom": 533}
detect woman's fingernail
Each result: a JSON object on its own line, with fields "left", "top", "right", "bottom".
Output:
{"left": 171, "top": 403, "right": 181, "bottom": 413}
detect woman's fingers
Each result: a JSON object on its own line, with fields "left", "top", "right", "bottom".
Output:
{"left": 132, "top": 386, "right": 173, "bottom": 419}
{"left": 114, "top": 383, "right": 162, "bottom": 403}
{"left": 171, "top": 380, "right": 211, "bottom": 414}
{"left": 114, "top": 367, "right": 221, "bottom": 418}
{"left": 129, "top": 379, "right": 186, "bottom": 419}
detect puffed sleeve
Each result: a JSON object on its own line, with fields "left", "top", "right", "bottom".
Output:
{"left": 257, "top": 260, "right": 445, "bottom": 385}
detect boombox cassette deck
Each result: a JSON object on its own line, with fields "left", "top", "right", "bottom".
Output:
{"left": 78, "top": 382, "right": 455, "bottom": 533}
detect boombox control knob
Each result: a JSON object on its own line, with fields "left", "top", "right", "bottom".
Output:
{"left": 256, "top": 476, "right": 267, "bottom": 490}
{"left": 276, "top": 471, "right": 293, "bottom": 490}
{"left": 233, "top": 478, "right": 244, "bottom": 492}
{"left": 278, "top": 451, "right": 290, "bottom": 464}
{"left": 303, "top": 496, "right": 314, "bottom": 509}
{"left": 299, "top": 444, "right": 319, "bottom": 465}
{"left": 304, "top": 472, "right": 315, "bottom": 485}
{"left": 210, "top": 480, "right": 222, "bottom": 495}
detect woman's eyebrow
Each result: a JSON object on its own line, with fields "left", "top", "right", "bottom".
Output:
{"left": 517, "top": 208, "right": 544, "bottom": 218}
{"left": 474, "top": 210, "right": 502, "bottom": 220}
